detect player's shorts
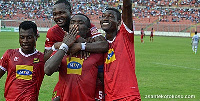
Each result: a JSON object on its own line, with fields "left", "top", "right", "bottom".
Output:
{"left": 114, "top": 95, "right": 141, "bottom": 101}
{"left": 192, "top": 43, "right": 198, "bottom": 48}
{"left": 141, "top": 35, "right": 143, "bottom": 39}
{"left": 150, "top": 34, "right": 153, "bottom": 38}
{"left": 192, "top": 45, "right": 198, "bottom": 49}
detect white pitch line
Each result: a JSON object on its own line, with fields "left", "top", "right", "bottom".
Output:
{"left": 152, "top": 62, "right": 200, "bottom": 71}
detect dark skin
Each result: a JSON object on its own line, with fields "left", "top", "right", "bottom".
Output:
{"left": 44, "top": 25, "right": 79, "bottom": 76}
{"left": 0, "top": 28, "right": 38, "bottom": 79}
{"left": 100, "top": 0, "right": 133, "bottom": 41}
{"left": 44, "top": 3, "right": 71, "bottom": 62}
{"left": 44, "top": 3, "right": 108, "bottom": 62}
{"left": 45, "top": 15, "right": 108, "bottom": 76}
{"left": 46, "top": 15, "right": 107, "bottom": 101}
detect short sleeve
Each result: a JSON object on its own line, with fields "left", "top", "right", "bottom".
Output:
{"left": 0, "top": 50, "right": 10, "bottom": 71}
{"left": 45, "top": 29, "right": 55, "bottom": 50}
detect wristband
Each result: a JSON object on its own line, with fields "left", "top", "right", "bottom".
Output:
{"left": 76, "top": 35, "right": 81, "bottom": 40}
{"left": 51, "top": 45, "right": 56, "bottom": 51}
{"left": 59, "top": 43, "right": 69, "bottom": 53}
{"left": 81, "top": 42, "right": 86, "bottom": 50}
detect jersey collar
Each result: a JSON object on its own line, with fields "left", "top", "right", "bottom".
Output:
{"left": 19, "top": 48, "right": 38, "bottom": 57}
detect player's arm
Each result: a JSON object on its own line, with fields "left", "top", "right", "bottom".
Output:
{"left": 0, "top": 69, "right": 5, "bottom": 79}
{"left": 45, "top": 25, "right": 79, "bottom": 76}
{"left": 122, "top": 0, "right": 133, "bottom": 31}
{"left": 85, "top": 35, "right": 108, "bottom": 53}
{"left": 44, "top": 30, "right": 56, "bottom": 62}
{"left": 44, "top": 49, "right": 53, "bottom": 62}
{"left": 69, "top": 35, "right": 108, "bottom": 55}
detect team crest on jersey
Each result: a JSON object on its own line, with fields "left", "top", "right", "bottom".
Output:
{"left": 90, "top": 26, "right": 98, "bottom": 35}
{"left": 16, "top": 65, "right": 33, "bottom": 80}
{"left": 34, "top": 58, "right": 39, "bottom": 63}
{"left": 14, "top": 57, "right": 19, "bottom": 61}
{"left": 105, "top": 48, "right": 116, "bottom": 64}
{"left": 52, "top": 91, "right": 57, "bottom": 98}
{"left": 66, "top": 57, "right": 84, "bottom": 75}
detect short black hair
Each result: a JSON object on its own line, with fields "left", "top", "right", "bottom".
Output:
{"left": 195, "top": 31, "right": 197, "bottom": 34}
{"left": 55, "top": 0, "right": 71, "bottom": 11}
{"left": 106, "top": 7, "right": 121, "bottom": 21}
{"left": 19, "top": 21, "right": 37, "bottom": 36}
{"left": 73, "top": 13, "right": 91, "bottom": 28}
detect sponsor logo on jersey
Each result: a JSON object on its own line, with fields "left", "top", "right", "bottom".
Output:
{"left": 66, "top": 57, "right": 84, "bottom": 75}
{"left": 16, "top": 65, "right": 33, "bottom": 80}
{"left": 34, "top": 58, "right": 39, "bottom": 63}
{"left": 17, "top": 69, "right": 32, "bottom": 75}
{"left": 68, "top": 62, "right": 82, "bottom": 69}
{"left": 105, "top": 48, "right": 116, "bottom": 64}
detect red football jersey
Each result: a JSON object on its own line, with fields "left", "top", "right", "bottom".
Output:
{"left": 45, "top": 24, "right": 65, "bottom": 50}
{"left": 45, "top": 24, "right": 101, "bottom": 50}
{"left": 54, "top": 53, "right": 104, "bottom": 101}
{"left": 104, "top": 23, "right": 140, "bottom": 100}
{"left": 0, "top": 48, "right": 44, "bottom": 101}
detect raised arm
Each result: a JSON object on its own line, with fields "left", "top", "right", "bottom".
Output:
{"left": 122, "top": 0, "right": 133, "bottom": 31}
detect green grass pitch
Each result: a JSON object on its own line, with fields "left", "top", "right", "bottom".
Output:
{"left": 0, "top": 32, "right": 199, "bottom": 101}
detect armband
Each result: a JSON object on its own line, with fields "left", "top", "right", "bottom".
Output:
{"left": 81, "top": 42, "right": 86, "bottom": 50}
{"left": 59, "top": 43, "right": 69, "bottom": 53}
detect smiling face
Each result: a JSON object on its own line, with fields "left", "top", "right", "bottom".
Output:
{"left": 70, "top": 14, "right": 90, "bottom": 39}
{"left": 100, "top": 10, "right": 119, "bottom": 32}
{"left": 53, "top": 3, "right": 71, "bottom": 30}
{"left": 19, "top": 28, "right": 37, "bottom": 54}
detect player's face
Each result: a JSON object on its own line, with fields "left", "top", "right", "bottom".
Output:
{"left": 70, "top": 15, "right": 90, "bottom": 38}
{"left": 53, "top": 3, "right": 71, "bottom": 28}
{"left": 100, "top": 10, "right": 118, "bottom": 32}
{"left": 19, "top": 28, "right": 37, "bottom": 54}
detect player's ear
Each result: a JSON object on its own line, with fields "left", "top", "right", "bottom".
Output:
{"left": 117, "top": 20, "right": 121, "bottom": 26}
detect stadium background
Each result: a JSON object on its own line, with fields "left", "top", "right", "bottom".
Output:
{"left": 0, "top": 0, "right": 200, "bottom": 101}
{"left": 0, "top": 0, "right": 200, "bottom": 36}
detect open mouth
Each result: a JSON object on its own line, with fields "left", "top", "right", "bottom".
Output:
{"left": 22, "top": 44, "right": 31, "bottom": 48}
{"left": 102, "top": 22, "right": 110, "bottom": 25}
{"left": 56, "top": 19, "right": 64, "bottom": 24}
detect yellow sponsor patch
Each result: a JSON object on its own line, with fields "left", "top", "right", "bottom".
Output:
{"left": 16, "top": 65, "right": 33, "bottom": 80}
{"left": 66, "top": 57, "right": 84, "bottom": 75}
{"left": 105, "top": 48, "right": 116, "bottom": 64}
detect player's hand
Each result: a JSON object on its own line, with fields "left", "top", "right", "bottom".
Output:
{"left": 62, "top": 25, "right": 79, "bottom": 47}
{"left": 54, "top": 42, "right": 62, "bottom": 49}
{"left": 80, "top": 51, "right": 90, "bottom": 60}
{"left": 76, "top": 37, "right": 86, "bottom": 43}
{"left": 69, "top": 43, "right": 82, "bottom": 55}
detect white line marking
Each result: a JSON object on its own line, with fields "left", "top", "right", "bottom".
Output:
{"left": 152, "top": 62, "right": 200, "bottom": 71}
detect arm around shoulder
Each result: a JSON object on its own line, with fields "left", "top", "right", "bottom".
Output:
{"left": 85, "top": 35, "right": 108, "bottom": 53}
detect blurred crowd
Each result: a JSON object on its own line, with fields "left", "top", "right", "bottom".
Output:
{"left": 0, "top": 0, "right": 200, "bottom": 24}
